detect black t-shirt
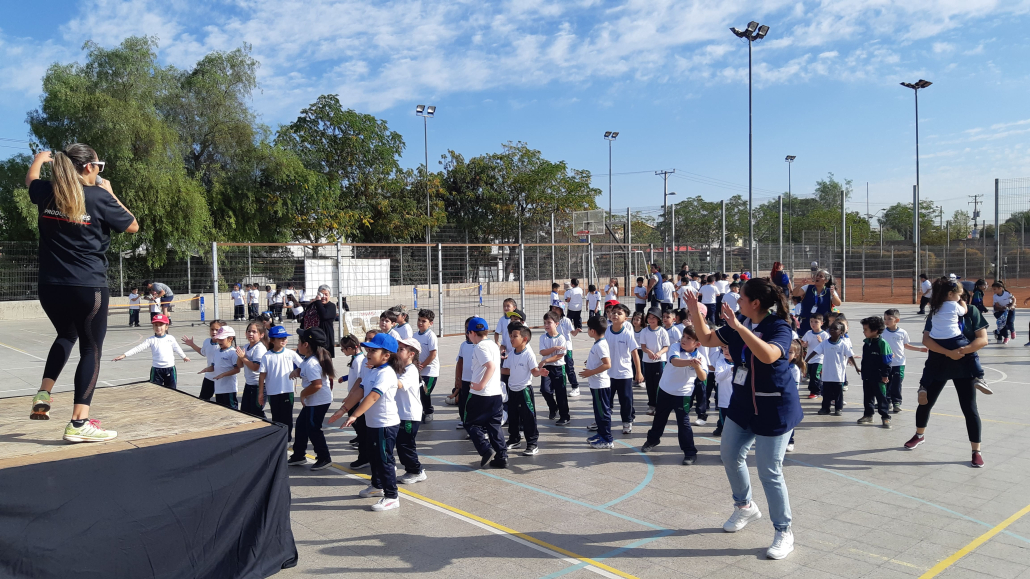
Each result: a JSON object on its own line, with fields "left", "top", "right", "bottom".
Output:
{"left": 30, "top": 180, "right": 135, "bottom": 287}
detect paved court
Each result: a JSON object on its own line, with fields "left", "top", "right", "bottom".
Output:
{"left": 2, "top": 302, "right": 1029, "bottom": 578}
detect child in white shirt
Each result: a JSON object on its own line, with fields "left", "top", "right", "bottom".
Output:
{"left": 231, "top": 284, "right": 245, "bottom": 321}
{"left": 928, "top": 281, "right": 987, "bottom": 390}
{"left": 504, "top": 323, "right": 542, "bottom": 455}
{"left": 128, "top": 288, "right": 141, "bottom": 327}
{"left": 198, "top": 326, "right": 240, "bottom": 409}
{"left": 639, "top": 307, "right": 671, "bottom": 415}
{"left": 260, "top": 326, "right": 304, "bottom": 441}
{"left": 633, "top": 277, "right": 648, "bottom": 314}
{"left": 580, "top": 316, "right": 613, "bottom": 448}
{"left": 539, "top": 312, "right": 570, "bottom": 424}
{"left": 711, "top": 345, "right": 734, "bottom": 437}
{"left": 586, "top": 285, "right": 603, "bottom": 318}
{"left": 807, "top": 321, "right": 856, "bottom": 415}
{"left": 182, "top": 320, "right": 225, "bottom": 402}
{"left": 415, "top": 309, "right": 440, "bottom": 422}
{"left": 395, "top": 338, "right": 427, "bottom": 484}
{"left": 113, "top": 314, "right": 189, "bottom": 388}
{"left": 236, "top": 322, "right": 269, "bottom": 418}
{"left": 642, "top": 327, "right": 706, "bottom": 463}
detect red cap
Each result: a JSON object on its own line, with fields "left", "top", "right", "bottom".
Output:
{"left": 605, "top": 299, "right": 620, "bottom": 307}
{"left": 151, "top": 314, "right": 170, "bottom": 325}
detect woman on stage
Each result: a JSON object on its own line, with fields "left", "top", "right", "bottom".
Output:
{"left": 26, "top": 145, "right": 138, "bottom": 442}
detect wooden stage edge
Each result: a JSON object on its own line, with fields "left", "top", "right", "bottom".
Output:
{"left": 0, "top": 383, "right": 269, "bottom": 470}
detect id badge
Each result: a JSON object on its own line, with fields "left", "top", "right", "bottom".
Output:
{"left": 733, "top": 367, "right": 748, "bottom": 386}
{"left": 810, "top": 305, "right": 819, "bottom": 314}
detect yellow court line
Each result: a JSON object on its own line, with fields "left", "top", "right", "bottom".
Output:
{"left": 309, "top": 457, "right": 640, "bottom": 579}
{"left": 919, "top": 503, "right": 1030, "bottom": 579}
{"left": 900, "top": 408, "right": 1030, "bottom": 427}
{"left": 0, "top": 341, "right": 45, "bottom": 360}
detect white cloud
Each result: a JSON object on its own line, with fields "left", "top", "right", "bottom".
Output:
{"left": 932, "top": 41, "right": 955, "bottom": 53}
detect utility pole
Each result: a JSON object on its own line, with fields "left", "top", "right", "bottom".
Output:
{"left": 656, "top": 169, "right": 676, "bottom": 264}
{"left": 969, "top": 194, "right": 983, "bottom": 237}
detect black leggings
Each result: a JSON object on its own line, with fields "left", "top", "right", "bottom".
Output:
{"left": 916, "top": 376, "right": 981, "bottom": 443}
{"left": 39, "top": 285, "right": 109, "bottom": 406}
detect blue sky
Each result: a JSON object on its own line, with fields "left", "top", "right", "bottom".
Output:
{"left": 2, "top": 0, "right": 1029, "bottom": 223}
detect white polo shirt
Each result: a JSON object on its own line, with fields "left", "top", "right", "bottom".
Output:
{"left": 259, "top": 348, "right": 303, "bottom": 395}
{"left": 585, "top": 339, "right": 611, "bottom": 389}
{"left": 363, "top": 364, "right": 400, "bottom": 428}
{"left": 456, "top": 340, "right": 475, "bottom": 381}
{"left": 565, "top": 287, "right": 584, "bottom": 311}
{"left": 470, "top": 340, "right": 503, "bottom": 397}
{"left": 659, "top": 344, "right": 706, "bottom": 397}
{"left": 604, "top": 324, "right": 639, "bottom": 379}
{"left": 639, "top": 326, "right": 671, "bottom": 363}
{"left": 300, "top": 355, "right": 332, "bottom": 406}
{"left": 213, "top": 347, "right": 239, "bottom": 395}
{"left": 415, "top": 329, "right": 440, "bottom": 377}
{"left": 538, "top": 332, "right": 567, "bottom": 367}
{"left": 503, "top": 346, "right": 537, "bottom": 392}
{"left": 396, "top": 364, "right": 423, "bottom": 421}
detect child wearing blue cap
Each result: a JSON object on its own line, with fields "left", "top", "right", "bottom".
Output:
{"left": 260, "top": 326, "right": 302, "bottom": 439}
{"left": 335, "top": 332, "right": 403, "bottom": 511}
{"left": 465, "top": 317, "right": 508, "bottom": 468}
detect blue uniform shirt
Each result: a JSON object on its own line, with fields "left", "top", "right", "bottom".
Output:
{"left": 716, "top": 315, "right": 803, "bottom": 436}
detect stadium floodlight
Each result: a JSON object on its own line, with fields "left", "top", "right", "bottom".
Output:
{"left": 604, "top": 131, "right": 612, "bottom": 138}
{"left": 416, "top": 104, "right": 437, "bottom": 283}
{"left": 425, "top": 105, "right": 436, "bottom": 115}
{"left": 611, "top": 131, "right": 619, "bottom": 138}
{"left": 730, "top": 19, "right": 771, "bottom": 272}
{"left": 415, "top": 104, "right": 425, "bottom": 114}
{"left": 900, "top": 79, "right": 931, "bottom": 302}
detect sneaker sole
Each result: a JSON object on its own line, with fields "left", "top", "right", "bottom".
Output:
{"left": 311, "top": 462, "right": 334, "bottom": 471}
{"left": 723, "top": 511, "right": 762, "bottom": 532}
{"left": 975, "top": 385, "right": 993, "bottom": 395}
{"left": 63, "top": 434, "right": 118, "bottom": 443}
{"left": 523, "top": 449, "right": 539, "bottom": 456}
{"left": 30, "top": 410, "right": 50, "bottom": 420}
{"left": 767, "top": 544, "right": 794, "bottom": 559}
{"left": 905, "top": 440, "right": 925, "bottom": 450}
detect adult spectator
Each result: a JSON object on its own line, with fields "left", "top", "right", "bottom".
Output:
{"left": 687, "top": 278, "right": 801, "bottom": 560}
{"left": 917, "top": 273, "right": 931, "bottom": 314}
{"left": 25, "top": 146, "right": 138, "bottom": 442}
{"left": 304, "top": 285, "right": 338, "bottom": 358}
{"left": 646, "top": 264, "right": 665, "bottom": 309}
{"left": 792, "top": 269, "right": 841, "bottom": 336}
{"left": 769, "top": 261, "right": 793, "bottom": 295}
{"left": 906, "top": 280, "right": 988, "bottom": 468}
{"left": 144, "top": 279, "right": 175, "bottom": 320}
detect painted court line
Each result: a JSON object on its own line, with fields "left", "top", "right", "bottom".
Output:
{"left": 919, "top": 502, "right": 1030, "bottom": 579}
{"left": 0, "top": 341, "right": 45, "bottom": 361}
{"left": 306, "top": 457, "right": 639, "bottom": 579}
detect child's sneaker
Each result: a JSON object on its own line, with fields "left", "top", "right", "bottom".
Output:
{"left": 587, "top": 422, "right": 598, "bottom": 431}
{"left": 882, "top": 417, "right": 891, "bottom": 429}
{"left": 693, "top": 418, "right": 707, "bottom": 426}
{"left": 646, "top": 406, "right": 656, "bottom": 416}
{"left": 590, "top": 440, "right": 615, "bottom": 449}
{"left": 857, "top": 416, "right": 873, "bottom": 424}
{"left": 350, "top": 459, "right": 369, "bottom": 469}
{"left": 359, "top": 485, "right": 384, "bottom": 498}
{"left": 62, "top": 419, "right": 117, "bottom": 443}
{"left": 817, "top": 409, "right": 830, "bottom": 415}
{"left": 622, "top": 422, "right": 633, "bottom": 434}
{"left": 892, "top": 403, "right": 902, "bottom": 413}
{"left": 311, "top": 458, "right": 333, "bottom": 471}
{"left": 555, "top": 418, "right": 571, "bottom": 426}
{"left": 974, "top": 378, "right": 993, "bottom": 395}
{"left": 569, "top": 388, "right": 581, "bottom": 397}
{"left": 371, "top": 497, "right": 400, "bottom": 511}
{"left": 587, "top": 434, "right": 602, "bottom": 443}
{"left": 30, "top": 390, "right": 52, "bottom": 420}
{"left": 399, "top": 470, "right": 428, "bottom": 484}
{"left": 832, "top": 410, "right": 842, "bottom": 416}
{"left": 971, "top": 451, "right": 984, "bottom": 468}
{"left": 287, "top": 455, "right": 308, "bottom": 466}
{"left": 505, "top": 438, "right": 523, "bottom": 450}
{"left": 548, "top": 410, "right": 558, "bottom": 420}
{"left": 712, "top": 426, "right": 723, "bottom": 437}
{"left": 807, "top": 393, "right": 819, "bottom": 399}
{"left": 522, "top": 445, "right": 539, "bottom": 456}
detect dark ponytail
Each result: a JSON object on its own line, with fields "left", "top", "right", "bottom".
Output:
{"left": 928, "top": 277, "right": 957, "bottom": 318}
{"left": 742, "top": 278, "right": 791, "bottom": 321}
{"left": 387, "top": 352, "right": 406, "bottom": 374}
{"left": 314, "top": 345, "right": 336, "bottom": 379}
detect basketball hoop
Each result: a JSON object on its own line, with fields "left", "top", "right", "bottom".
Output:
{"left": 575, "top": 230, "right": 591, "bottom": 237}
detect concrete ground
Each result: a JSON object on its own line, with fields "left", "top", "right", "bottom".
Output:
{"left": 1, "top": 301, "right": 1029, "bottom": 578}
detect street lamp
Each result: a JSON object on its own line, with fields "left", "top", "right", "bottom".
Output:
{"left": 416, "top": 104, "right": 436, "bottom": 291}
{"left": 668, "top": 192, "right": 678, "bottom": 268}
{"left": 601, "top": 132, "right": 618, "bottom": 280}
{"left": 785, "top": 155, "right": 795, "bottom": 277}
{"left": 731, "top": 20, "right": 770, "bottom": 273}
{"left": 900, "top": 79, "right": 930, "bottom": 302}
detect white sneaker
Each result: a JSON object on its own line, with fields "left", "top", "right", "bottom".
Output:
{"left": 786, "top": 443, "right": 795, "bottom": 452}
{"left": 766, "top": 528, "right": 795, "bottom": 559}
{"left": 974, "top": 377, "right": 993, "bottom": 395}
{"left": 359, "top": 485, "right": 384, "bottom": 498}
{"left": 399, "top": 470, "right": 428, "bottom": 484}
{"left": 693, "top": 418, "right": 707, "bottom": 426}
{"left": 587, "top": 422, "right": 598, "bottom": 431}
{"left": 371, "top": 497, "right": 400, "bottom": 511}
{"left": 444, "top": 395, "right": 458, "bottom": 405}
{"left": 623, "top": 422, "right": 633, "bottom": 434}
{"left": 723, "top": 502, "right": 762, "bottom": 532}
{"left": 569, "top": 388, "right": 581, "bottom": 397}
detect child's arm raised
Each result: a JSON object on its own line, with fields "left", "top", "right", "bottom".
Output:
{"left": 181, "top": 336, "right": 204, "bottom": 355}
{"left": 235, "top": 346, "right": 260, "bottom": 371}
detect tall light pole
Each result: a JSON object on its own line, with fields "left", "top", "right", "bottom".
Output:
{"left": 785, "top": 155, "right": 796, "bottom": 278}
{"left": 416, "top": 104, "right": 436, "bottom": 291}
{"left": 656, "top": 169, "right": 675, "bottom": 268}
{"left": 605, "top": 131, "right": 620, "bottom": 281}
{"left": 900, "top": 80, "right": 930, "bottom": 301}
{"left": 731, "top": 20, "right": 770, "bottom": 273}
{"left": 668, "top": 192, "right": 678, "bottom": 269}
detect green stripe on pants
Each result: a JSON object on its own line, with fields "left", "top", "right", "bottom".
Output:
{"left": 524, "top": 389, "right": 535, "bottom": 413}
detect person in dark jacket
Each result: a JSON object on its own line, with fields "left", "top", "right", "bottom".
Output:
{"left": 309, "top": 284, "right": 338, "bottom": 358}
{"left": 857, "top": 316, "right": 893, "bottom": 428}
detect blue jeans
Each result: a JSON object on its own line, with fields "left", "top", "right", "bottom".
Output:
{"left": 720, "top": 418, "right": 793, "bottom": 531}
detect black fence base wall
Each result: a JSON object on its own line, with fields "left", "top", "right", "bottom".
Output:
{"left": 0, "top": 424, "right": 297, "bottom": 579}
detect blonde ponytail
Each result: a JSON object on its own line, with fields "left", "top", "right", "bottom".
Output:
{"left": 51, "top": 143, "right": 96, "bottom": 223}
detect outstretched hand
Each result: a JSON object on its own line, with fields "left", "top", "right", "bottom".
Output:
{"left": 721, "top": 303, "right": 742, "bottom": 330}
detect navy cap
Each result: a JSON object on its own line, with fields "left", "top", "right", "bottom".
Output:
{"left": 298, "top": 327, "right": 328, "bottom": 349}
{"left": 361, "top": 332, "right": 398, "bottom": 353}
{"left": 467, "top": 317, "right": 488, "bottom": 332}
{"left": 268, "top": 325, "right": 290, "bottom": 339}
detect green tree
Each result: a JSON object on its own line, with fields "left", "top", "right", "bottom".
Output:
{"left": 27, "top": 36, "right": 212, "bottom": 265}
{"left": 882, "top": 199, "right": 936, "bottom": 240}
{"left": 0, "top": 155, "right": 36, "bottom": 241}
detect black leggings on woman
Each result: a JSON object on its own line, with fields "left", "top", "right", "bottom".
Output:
{"left": 915, "top": 377, "right": 981, "bottom": 443}
{"left": 39, "top": 285, "right": 109, "bottom": 406}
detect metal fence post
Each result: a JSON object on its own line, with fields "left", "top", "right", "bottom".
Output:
{"left": 721, "top": 200, "right": 726, "bottom": 273}
{"left": 626, "top": 207, "right": 632, "bottom": 294}
{"left": 212, "top": 242, "right": 220, "bottom": 321}
{"left": 119, "top": 253, "right": 124, "bottom": 297}
{"left": 551, "top": 212, "right": 556, "bottom": 283}
{"left": 400, "top": 245, "right": 403, "bottom": 286}
{"left": 187, "top": 254, "right": 192, "bottom": 295}
{"left": 336, "top": 242, "right": 344, "bottom": 339}
{"left": 890, "top": 247, "right": 894, "bottom": 297}
{"left": 588, "top": 241, "right": 595, "bottom": 287}
{"left": 995, "top": 178, "right": 1001, "bottom": 282}
{"left": 861, "top": 236, "right": 865, "bottom": 298}
{"left": 437, "top": 243, "right": 443, "bottom": 335}
{"left": 778, "top": 194, "right": 783, "bottom": 264}
{"left": 649, "top": 244, "right": 654, "bottom": 270}
{"left": 519, "top": 243, "right": 526, "bottom": 310}
{"left": 247, "top": 245, "right": 252, "bottom": 283}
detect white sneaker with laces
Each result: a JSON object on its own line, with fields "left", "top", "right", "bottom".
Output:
{"left": 587, "top": 422, "right": 598, "bottom": 431}
{"left": 359, "top": 485, "right": 384, "bottom": 498}
{"left": 723, "top": 502, "right": 762, "bottom": 532}
{"left": 766, "top": 528, "right": 795, "bottom": 559}
{"left": 371, "top": 497, "right": 400, "bottom": 511}
{"left": 786, "top": 442, "right": 795, "bottom": 452}
{"left": 399, "top": 470, "right": 428, "bottom": 484}
{"left": 693, "top": 418, "right": 706, "bottom": 426}
{"left": 622, "top": 422, "right": 633, "bottom": 434}
{"left": 569, "top": 388, "right": 581, "bottom": 397}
